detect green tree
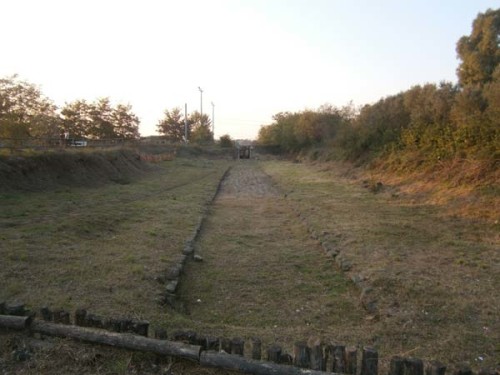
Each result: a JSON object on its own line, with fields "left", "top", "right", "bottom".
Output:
{"left": 219, "top": 134, "right": 234, "bottom": 148}
{"left": 456, "top": 9, "right": 500, "bottom": 86}
{"left": 156, "top": 107, "right": 189, "bottom": 142}
{"left": 112, "top": 104, "right": 140, "bottom": 139}
{"left": 61, "top": 98, "right": 141, "bottom": 139}
{"left": 0, "top": 75, "right": 57, "bottom": 140}
{"left": 189, "top": 111, "right": 213, "bottom": 144}
{"left": 89, "top": 98, "right": 115, "bottom": 139}
{"left": 60, "top": 99, "right": 92, "bottom": 138}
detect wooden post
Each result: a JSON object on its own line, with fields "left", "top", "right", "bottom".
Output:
{"left": 52, "top": 309, "right": 70, "bottom": 325}
{"left": 251, "top": 337, "right": 262, "bottom": 360}
{"left": 405, "top": 358, "right": 424, "bottom": 375}
{"left": 5, "top": 303, "right": 26, "bottom": 316}
{"left": 75, "top": 309, "right": 87, "bottom": 326}
{"left": 85, "top": 313, "right": 104, "bottom": 329}
{"left": 154, "top": 328, "right": 168, "bottom": 340}
{"left": 0, "top": 315, "right": 32, "bottom": 330}
{"left": 453, "top": 363, "right": 473, "bottom": 375}
{"left": 204, "top": 336, "right": 219, "bottom": 351}
{"left": 308, "top": 337, "right": 324, "bottom": 371}
{"left": 267, "top": 344, "right": 282, "bottom": 363}
{"left": 133, "top": 320, "right": 149, "bottom": 337}
{"left": 361, "top": 347, "right": 378, "bottom": 375}
{"left": 40, "top": 307, "right": 53, "bottom": 321}
{"left": 173, "top": 330, "right": 198, "bottom": 345}
{"left": 231, "top": 337, "right": 244, "bottom": 356}
{"left": 331, "top": 345, "right": 346, "bottom": 373}
{"left": 426, "top": 361, "right": 446, "bottom": 375}
{"left": 390, "top": 356, "right": 405, "bottom": 375}
{"left": 345, "top": 346, "right": 358, "bottom": 375}
{"left": 220, "top": 337, "right": 232, "bottom": 353}
{"left": 293, "top": 341, "right": 310, "bottom": 368}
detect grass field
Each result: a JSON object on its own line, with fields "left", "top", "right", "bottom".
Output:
{"left": 260, "top": 160, "right": 499, "bottom": 369}
{"left": 1, "top": 154, "right": 498, "bottom": 374}
{"left": 0, "top": 157, "right": 230, "bottom": 324}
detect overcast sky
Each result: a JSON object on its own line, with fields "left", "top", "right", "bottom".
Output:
{"left": 1, "top": 0, "right": 497, "bottom": 139}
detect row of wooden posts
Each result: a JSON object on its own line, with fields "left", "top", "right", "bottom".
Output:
{"left": 0, "top": 303, "right": 489, "bottom": 375}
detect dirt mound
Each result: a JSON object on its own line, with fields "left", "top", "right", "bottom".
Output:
{"left": 0, "top": 149, "right": 152, "bottom": 191}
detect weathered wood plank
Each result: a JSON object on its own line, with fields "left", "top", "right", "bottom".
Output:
{"left": 200, "top": 350, "right": 342, "bottom": 375}
{"left": 29, "top": 320, "right": 201, "bottom": 361}
{"left": 0, "top": 315, "right": 32, "bottom": 330}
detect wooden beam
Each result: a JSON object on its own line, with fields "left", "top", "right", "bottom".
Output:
{"left": 29, "top": 320, "right": 201, "bottom": 361}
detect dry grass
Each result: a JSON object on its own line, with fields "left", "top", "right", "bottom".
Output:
{"left": 179, "top": 163, "right": 363, "bottom": 352}
{"left": 1, "top": 156, "right": 498, "bottom": 374}
{"left": 260, "top": 160, "right": 499, "bottom": 370}
{"left": 0, "top": 157, "right": 230, "bottom": 323}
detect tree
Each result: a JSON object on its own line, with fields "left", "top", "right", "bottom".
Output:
{"left": 0, "top": 75, "right": 58, "bottom": 140}
{"left": 456, "top": 9, "right": 500, "bottom": 87}
{"left": 60, "top": 99, "right": 92, "bottom": 138}
{"left": 156, "top": 107, "right": 189, "bottom": 142}
{"left": 89, "top": 98, "right": 115, "bottom": 139}
{"left": 189, "top": 111, "right": 213, "bottom": 144}
{"left": 219, "top": 134, "right": 234, "bottom": 148}
{"left": 61, "top": 98, "right": 141, "bottom": 139}
{"left": 112, "top": 104, "right": 140, "bottom": 139}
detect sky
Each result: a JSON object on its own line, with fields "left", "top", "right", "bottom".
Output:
{"left": 1, "top": 0, "right": 498, "bottom": 140}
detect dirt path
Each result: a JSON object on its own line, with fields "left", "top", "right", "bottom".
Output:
{"left": 179, "top": 162, "right": 365, "bottom": 351}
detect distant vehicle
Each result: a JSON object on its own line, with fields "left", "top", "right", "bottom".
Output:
{"left": 238, "top": 145, "right": 252, "bottom": 159}
{"left": 70, "top": 140, "right": 88, "bottom": 147}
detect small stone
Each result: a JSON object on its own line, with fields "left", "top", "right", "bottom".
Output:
{"left": 341, "top": 260, "right": 352, "bottom": 271}
{"left": 327, "top": 249, "right": 339, "bottom": 258}
{"left": 166, "top": 280, "right": 178, "bottom": 294}
{"left": 194, "top": 254, "right": 203, "bottom": 262}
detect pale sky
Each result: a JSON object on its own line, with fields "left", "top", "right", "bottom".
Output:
{"left": 1, "top": 0, "right": 498, "bottom": 140}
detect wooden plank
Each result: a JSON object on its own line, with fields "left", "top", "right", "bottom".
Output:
{"left": 200, "top": 350, "right": 342, "bottom": 375}
{"left": 0, "top": 315, "right": 32, "bottom": 330}
{"left": 29, "top": 320, "right": 201, "bottom": 361}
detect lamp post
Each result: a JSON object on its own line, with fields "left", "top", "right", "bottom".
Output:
{"left": 198, "top": 86, "right": 203, "bottom": 121}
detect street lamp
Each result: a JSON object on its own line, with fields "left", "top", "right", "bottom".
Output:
{"left": 198, "top": 86, "right": 203, "bottom": 121}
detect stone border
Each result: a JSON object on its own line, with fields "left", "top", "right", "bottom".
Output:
{"left": 157, "top": 166, "right": 232, "bottom": 308}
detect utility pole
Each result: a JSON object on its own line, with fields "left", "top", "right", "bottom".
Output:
{"left": 211, "top": 102, "right": 215, "bottom": 135}
{"left": 184, "top": 103, "right": 188, "bottom": 143}
{"left": 198, "top": 86, "right": 203, "bottom": 122}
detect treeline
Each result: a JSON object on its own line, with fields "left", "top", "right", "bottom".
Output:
{"left": 258, "top": 9, "right": 499, "bottom": 169}
{"left": 0, "top": 76, "right": 140, "bottom": 141}
{"left": 0, "top": 75, "right": 220, "bottom": 145}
